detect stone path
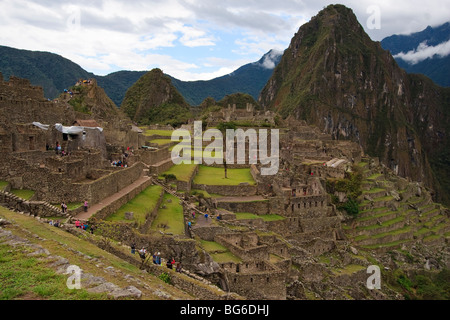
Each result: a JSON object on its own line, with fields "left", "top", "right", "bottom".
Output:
{"left": 75, "top": 175, "right": 151, "bottom": 221}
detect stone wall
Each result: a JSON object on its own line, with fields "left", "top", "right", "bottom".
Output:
{"left": 175, "top": 165, "right": 199, "bottom": 192}
{"left": 265, "top": 218, "right": 300, "bottom": 234}
{"left": 216, "top": 199, "right": 269, "bottom": 215}
{"left": 291, "top": 195, "right": 329, "bottom": 214}
{"left": 150, "top": 159, "right": 174, "bottom": 176}
{"left": 191, "top": 226, "right": 228, "bottom": 241}
{"left": 0, "top": 190, "right": 66, "bottom": 218}
{"left": 132, "top": 147, "right": 171, "bottom": 167}
{"left": 220, "top": 261, "right": 286, "bottom": 300}
{"left": 90, "top": 233, "right": 239, "bottom": 300}
{"left": 299, "top": 216, "right": 341, "bottom": 233}
{"left": 75, "top": 162, "right": 145, "bottom": 205}
{"left": 193, "top": 184, "right": 257, "bottom": 197}
{"left": 215, "top": 233, "right": 269, "bottom": 261}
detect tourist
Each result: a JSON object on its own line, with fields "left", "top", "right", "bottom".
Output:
{"left": 176, "top": 262, "right": 182, "bottom": 273}
{"left": 157, "top": 252, "right": 161, "bottom": 265}
{"left": 131, "top": 243, "right": 136, "bottom": 255}
{"left": 188, "top": 221, "right": 192, "bottom": 229}
{"left": 139, "top": 248, "right": 147, "bottom": 260}
{"left": 204, "top": 213, "right": 209, "bottom": 220}
{"left": 54, "top": 220, "right": 60, "bottom": 228}
{"left": 75, "top": 220, "right": 81, "bottom": 228}
{"left": 192, "top": 211, "right": 195, "bottom": 219}
{"left": 49, "top": 220, "right": 54, "bottom": 226}
{"left": 166, "top": 259, "right": 172, "bottom": 269}
{"left": 153, "top": 252, "right": 157, "bottom": 264}
{"left": 83, "top": 223, "right": 89, "bottom": 231}
{"left": 84, "top": 200, "right": 88, "bottom": 212}
{"left": 90, "top": 225, "right": 95, "bottom": 234}
{"left": 61, "top": 201, "right": 67, "bottom": 214}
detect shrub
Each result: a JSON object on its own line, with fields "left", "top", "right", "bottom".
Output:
{"left": 159, "top": 272, "right": 171, "bottom": 284}
{"left": 342, "top": 197, "right": 359, "bottom": 217}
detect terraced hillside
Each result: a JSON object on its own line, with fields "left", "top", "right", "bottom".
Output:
{"left": 345, "top": 161, "right": 450, "bottom": 250}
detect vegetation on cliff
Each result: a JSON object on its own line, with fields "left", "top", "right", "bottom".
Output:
{"left": 259, "top": 4, "right": 450, "bottom": 205}
{"left": 120, "top": 69, "right": 191, "bottom": 127}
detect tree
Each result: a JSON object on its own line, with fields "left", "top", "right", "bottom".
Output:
{"left": 216, "top": 122, "right": 237, "bottom": 179}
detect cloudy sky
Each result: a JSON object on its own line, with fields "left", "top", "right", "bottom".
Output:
{"left": 0, "top": 0, "right": 449, "bottom": 80}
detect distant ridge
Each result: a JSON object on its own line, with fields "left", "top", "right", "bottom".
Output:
{"left": 0, "top": 45, "right": 281, "bottom": 107}
{"left": 381, "top": 22, "right": 450, "bottom": 87}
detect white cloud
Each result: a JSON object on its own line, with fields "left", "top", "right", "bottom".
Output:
{"left": 260, "top": 49, "right": 283, "bottom": 69}
{"left": 394, "top": 40, "right": 450, "bottom": 64}
{"left": 1, "top": 0, "right": 450, "bottom": 80}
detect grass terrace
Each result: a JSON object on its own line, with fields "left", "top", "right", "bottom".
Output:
{"left": 143, "top": 129, "right": 176, "bottom": 137}
{"left": 149, "top": 139, "right": 176, "bottom": 146}
{"left": 151, "top": 194, "right": 185, "bottom": 235}
{"left": 194, "top": 165, "right": 256, "bottom": 186}
{"left": 160, "top": 163, "right": 198, "bottom": 182}
{"left": 10, "top": 189, "right": 35, "bottom": 200}
{"left": 0, "top": 181, "right": 8, "bottom": 191}
{"left": 106, "top": 185, "right": 163, "bottom": 226}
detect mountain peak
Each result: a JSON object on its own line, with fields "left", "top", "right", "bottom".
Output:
{"left": 259, "top": 4, "right": 450, "bottom": 205}
{"left": 256, "top": 50, "right": 283, "bottom": 69}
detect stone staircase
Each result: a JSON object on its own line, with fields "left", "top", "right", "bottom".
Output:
{"left": 0, "top": 189, "right": 68, "bottom": 219}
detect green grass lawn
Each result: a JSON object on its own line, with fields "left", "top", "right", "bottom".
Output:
{"left": 0, "top": 181, "right": 8, "bottom": 191}
{"left": 194, "top": 165, "right": 256, "bottom": 186}
{"left": 143, "top": 129, "right": 175, "bottom": 137}
{"left": 161, "top": 164, "right": 198, "bottom": 182}
{"left": 332, "top": 264, "right": 366, "bottom": 276}
{"left": 149, "top": 139, "right": 177, "bottom": 146}
{"left": 106, "top": 185, "right": 163, "bottom": 226}
{"left": 67, "top": 202, "right": 83, "bottom": 211}
{"left": 151, "top": 194, "right": 185, "bottom": 235}
{"left": 210, "top": 252, "right": 242, "bottom": 264}
{"left": 200, "top": 240, "right": 228, "bottom": 253}
{"left": 169, "top": 146, "right": 223, "bottom": 158}
{"left": 367, "top": 173, "right": 383, "bottom": 180}
{"left": 0, "top": 243, "right": 108, "bottom": 300}
{"left": 364, "top": 188, "right": 386, "bottom": 194}
{"left": 10, "top": 189, "right": 35, "bottom": 200}
{"left": 191, "top": 189, "right": 212, "bottom": 199}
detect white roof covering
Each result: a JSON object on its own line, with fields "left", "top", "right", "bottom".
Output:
{"left": 32, "top": 123, "right": 104, "bottom": 135}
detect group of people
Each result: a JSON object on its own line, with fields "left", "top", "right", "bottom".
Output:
{"left": 111, "top": 160, "right": 127, "bottom": 168}
{"left": 132, "top": 245, "right": 182, "bottom": 272}
{"left": 61, "top": 202, "right": 68, "bottom": 214}
{"left": 75, "top": 219, "right": 94, "bottom": 234}
{"left": 48, "top": 142, "right": 70, "bottom": 157}
{"left": 49, "top": 220, "right": 61, "bottom": 227}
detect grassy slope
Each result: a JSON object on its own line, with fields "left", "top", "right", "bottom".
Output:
{"left": 106, "top": 185, "right": 163, "bottom": 226}
{"left": 0, "top": 206, "right": 192, "bottom": 300}
{"left": 151, "top": 194, "right": 185, "bottom": 235}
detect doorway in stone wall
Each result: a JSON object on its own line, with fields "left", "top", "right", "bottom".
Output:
{"left": 29, "top": 136, "right": 35, "bottom": 150}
